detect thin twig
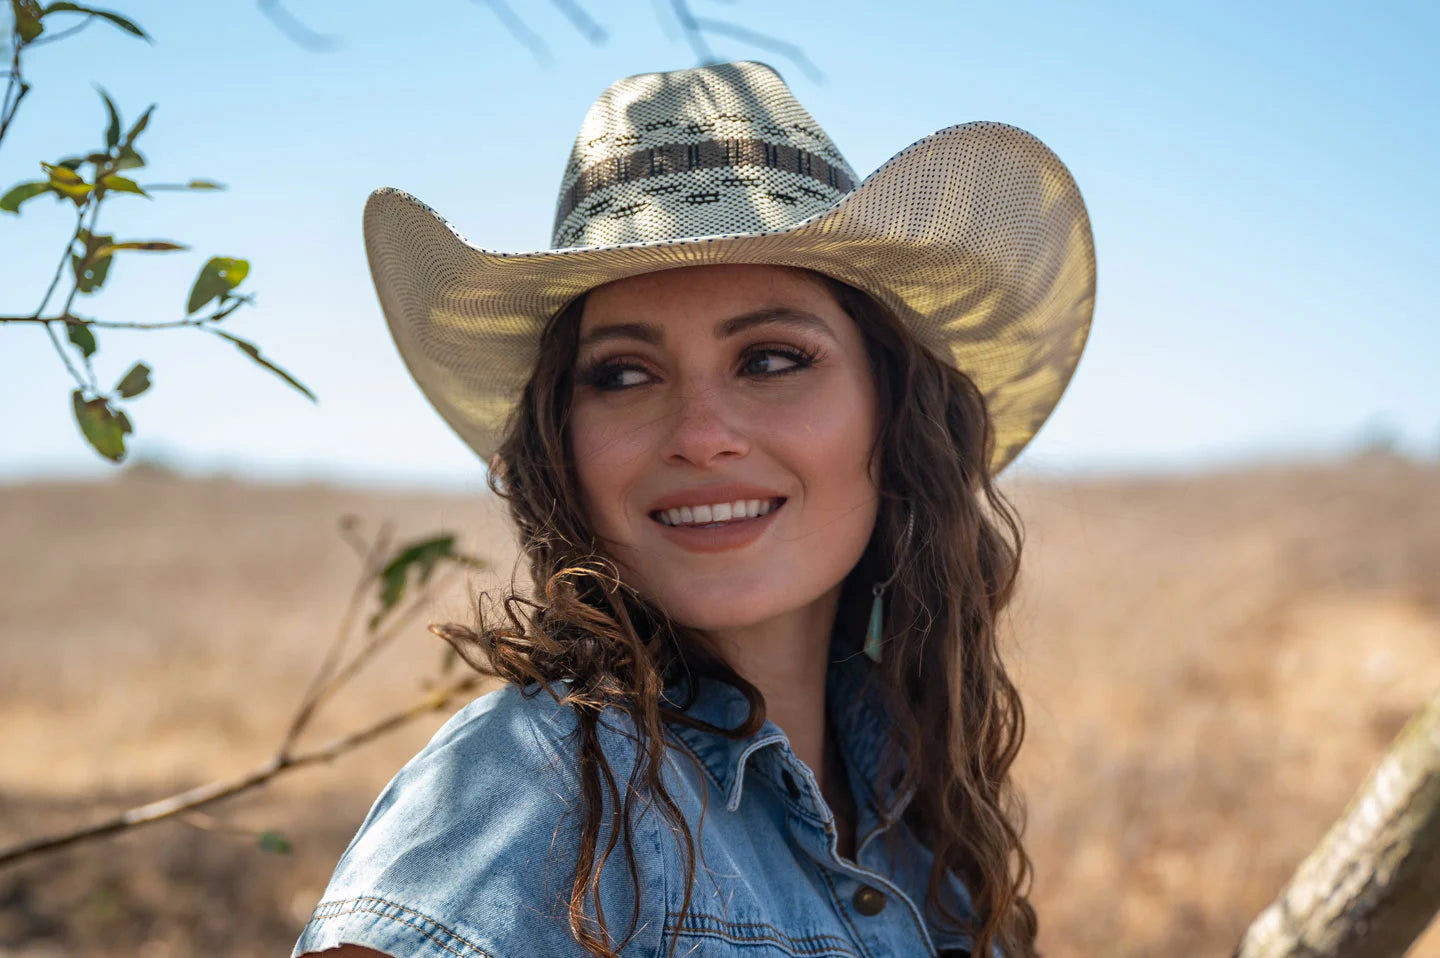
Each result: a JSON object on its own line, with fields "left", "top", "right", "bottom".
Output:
{"left": 0, "top": 676, "right": 481, "bottom": 868}
{"left": 692, "top": 16, "right": 824, "bottom": 82}
{"left": 472, "top": 0, "right": 552, "bottom": 64}
{"left": 22, "top": 17, "right": 97, "bottom": 48}
{"left": 669, "top": 0, "right": 714, "bottom": 64}
{"left": 548, "top": 0, "right": 607, "bottom": 44}
{"left": 278, "top": 519, "right": 396, "bottom": 756}
{"left": 254, "top": 0, "right": 342, "bottom": 52}
{"left": 0, "top": 315, "right": 214, "bottom": 330}
{"left": 297, "top": 564, "right": 469, "bottom": 727}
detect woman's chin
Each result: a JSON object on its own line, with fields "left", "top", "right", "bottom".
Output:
{"left": 651, "top": 595, "right": 790, "bottom": 634}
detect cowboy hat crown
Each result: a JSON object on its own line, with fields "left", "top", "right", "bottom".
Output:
{"left": 362, "top": 60, "right": 1096, "bottom": 474}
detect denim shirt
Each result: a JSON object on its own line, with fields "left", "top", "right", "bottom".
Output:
{"left": 292, "top": 651, "right": 998, "bottom": 957}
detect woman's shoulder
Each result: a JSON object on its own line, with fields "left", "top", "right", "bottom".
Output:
{"left": 412, "top": 679, "right": 589, "bottom": 776}
{"left": 291, "top": 681, "right": 664, "bottom": 958}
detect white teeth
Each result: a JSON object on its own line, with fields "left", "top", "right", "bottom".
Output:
{"left": 655, "top": 498, "right": 783, "bottom": 526}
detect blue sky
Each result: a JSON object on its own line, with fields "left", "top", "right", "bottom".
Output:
{"left": 2, "top": 0, "right": 1436, "bottom": 490}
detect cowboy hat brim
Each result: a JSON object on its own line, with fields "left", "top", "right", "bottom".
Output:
{"left": 362, "top": 120, "right": 1096, "bottom": 476}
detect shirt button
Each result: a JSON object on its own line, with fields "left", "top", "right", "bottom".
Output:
{"left": 852, "top": 885, "right": 887, "bottom": 916}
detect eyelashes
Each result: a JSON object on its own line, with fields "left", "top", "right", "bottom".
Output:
{"left": 577, "top": 343, "right": 823, "bottom": 392}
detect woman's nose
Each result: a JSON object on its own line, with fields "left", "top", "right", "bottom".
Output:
{"left": 659, "top": 383, "right": 750, "bottom": 468}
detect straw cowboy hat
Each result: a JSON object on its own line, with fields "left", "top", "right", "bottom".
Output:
{"left": 363, "top": 60, "right": 1096, "bottom": 475}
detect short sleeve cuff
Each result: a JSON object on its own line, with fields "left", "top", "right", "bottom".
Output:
{"left": 292, "top": 895, "right": 495, "bottom": 958}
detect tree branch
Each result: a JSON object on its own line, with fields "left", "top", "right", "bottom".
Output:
{"left": 1233, "top": 685, "right": 1440, "bottom": 957}
{"left": 548, "top": 0, "right": 607, "bottom": 44}
{"left": 0, "top": 519, "right": 489, "bottom": 870}
{"left": 253, "top": 0, "right": 342, "bottom": 52}
{"left": 471, "top": 0, "right": 552, "bottom": 65}
{"left": 0, "top": 675, "right": 481, "bottom": 868}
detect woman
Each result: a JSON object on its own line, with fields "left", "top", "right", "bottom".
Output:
{"left": 294, "top": 60, "right": 1095, "bottom": 958}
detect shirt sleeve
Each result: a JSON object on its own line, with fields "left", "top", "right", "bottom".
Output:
{"left": 291, "top": 685, "right": 667, "bottom": 958}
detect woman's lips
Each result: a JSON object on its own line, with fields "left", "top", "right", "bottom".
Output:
{"left": 648, "top": 498, "right": 786, "bottom": 554}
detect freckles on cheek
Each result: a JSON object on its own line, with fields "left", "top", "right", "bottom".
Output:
{"left": 570, "top": 407, "right": 648, "bottom": 541}
{"left": 771, "top": 389, "right": 876, "bottom": 477}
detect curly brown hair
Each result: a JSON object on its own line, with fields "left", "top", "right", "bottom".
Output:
{"left": 432, "top": 266, "right": 1040, "bottom": 958}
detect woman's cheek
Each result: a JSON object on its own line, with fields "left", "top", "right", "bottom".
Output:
{"left": 762, "top": 387, "right": 873, "bottom": 470}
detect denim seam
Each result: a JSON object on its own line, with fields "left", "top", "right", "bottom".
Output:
{"left": 665, "top": 926, "right": 857, "bottom": 957}
{"left": 306, "top": 895, "right": 494, "bottom": 957}
{"left": 817, "top": 868, "right": 872, "bottom": 958}
{"left": 649, "top": 757, "right": 670, "bottom": 958}
{"left": 668, "top": 911, "right": 856, "bottom": 948}
{"left": 664, "top": 916, "right": 861, "bottom": 957}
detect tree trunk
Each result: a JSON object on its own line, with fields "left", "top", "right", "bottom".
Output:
{"left": 1234, "top": 685, "right": 1440, "bottom": 957}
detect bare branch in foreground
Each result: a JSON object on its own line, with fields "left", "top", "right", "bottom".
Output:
{"left": 0, "top": 676, "right": 481, "bottom": 868}
{"left": 1233, "top": 685, "right": 1440, "bottom": 957}
{"left": 0, "top": 518, "right": 489, "bottom": 870}
{"left": 254, "top": 0, "right": 343, "bottom": 51}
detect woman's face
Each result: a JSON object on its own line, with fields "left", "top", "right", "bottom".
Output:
{"left": 569, "top": 263, "right": 880, "bottom": 633}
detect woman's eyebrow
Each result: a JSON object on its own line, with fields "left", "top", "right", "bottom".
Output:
{"left": 578, "top": 306, "right": 836, "bottom": 349}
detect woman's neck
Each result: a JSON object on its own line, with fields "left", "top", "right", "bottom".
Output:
{"left": 706, "top": 585, "right": 843, "bottom": 801}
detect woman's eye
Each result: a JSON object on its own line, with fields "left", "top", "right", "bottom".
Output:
{"left": 583, "top": 362, "right": 652, "bottom": 390}
{"left": 742, "top": 349, "right": 804, "bottom": 376}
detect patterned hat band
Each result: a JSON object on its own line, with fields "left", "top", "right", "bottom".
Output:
{"left": 553, "top": 137, "right": 858, "bottom": 248}
{"left": 362, "top": 60, "right": 1097, "bottom": 475}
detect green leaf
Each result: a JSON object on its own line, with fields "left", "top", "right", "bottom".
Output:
{"left": 114, "top": 144, "right": 146, "bottom": 171}
{"left": 92, "top": 240, "right": 188, "bottom": 258}
{"left": 42, "top": 162, "right": 91, "bottom": 207}
{"left": 119, "top": 103, "right": 154, "bottom": 148}
{"left": 211, "top": 330, "right": 317, "bottom": 403}
{"left": 40, "top": 2, "right": 151, "bottom": 40}
{"left": 186, "top": 256, "right": 249, "bottom": 314}
{"left": 66, "top": 321, "right": 97, "bottom": 358}
{"left": 370, "top": 535, "right": 459, "bottom": 628}
{"left": 71, "top": 251, "right": 113, "bottom": 293}
{"left": 0, "top": 181, "right": 54, "bottom": 214}
{"left": 209, "top": 293, "right": 253, "bottom": 322}
{"left": 114, "top": 361, "right": 150, "bottom": 398}
{"left": 71, "top": 389, "right": 131, "bottom": 462}
{"left": 41, "top": 161, "right": 85, "bottom": 185}
{"left": 13, "top": 0, "right": 44, "bottom": 42}
{"left": 184, "top": 179, "right": 225, "bottom": 190}
{"left": 96, "top": 85, "right": 120, "bottom": 150}
{"left": 257, "top": 830, "right": 292, "bottom": 854}
{"left": 99, "top": 174, "right": 148, "bottom": 197}
{"left": 71, "top": 231, "right": 116, "bottom": 293}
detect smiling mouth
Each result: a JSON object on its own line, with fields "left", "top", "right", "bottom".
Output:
{"left": 650, "top": 497, "right": 786, "bottom": 528}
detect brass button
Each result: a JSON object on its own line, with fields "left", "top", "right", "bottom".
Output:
{"left": 852, "top": 884, "right": 886, "bottom": 916}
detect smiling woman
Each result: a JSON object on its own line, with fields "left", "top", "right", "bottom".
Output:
{"left": 570, "top": 265, "right": 881, "bottom": 634}
{"left": 293, "top": 59, "right": 1094, "bottom": 958}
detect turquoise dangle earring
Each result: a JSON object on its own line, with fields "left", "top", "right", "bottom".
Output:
{"left": 863, "top": 507, "right": 914, "bottom": 663}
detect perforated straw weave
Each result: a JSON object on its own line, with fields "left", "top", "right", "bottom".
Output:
{"left": 363, "top": 60, "right": 1097, "bottom": 475}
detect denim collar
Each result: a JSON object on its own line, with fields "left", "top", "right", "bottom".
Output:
{"left": 663, "top": 650, "right": 916, "bottom": 823}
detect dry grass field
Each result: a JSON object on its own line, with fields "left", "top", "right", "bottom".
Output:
{"left": 1, "top": 452, "right": 1437, "bottom": 957}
